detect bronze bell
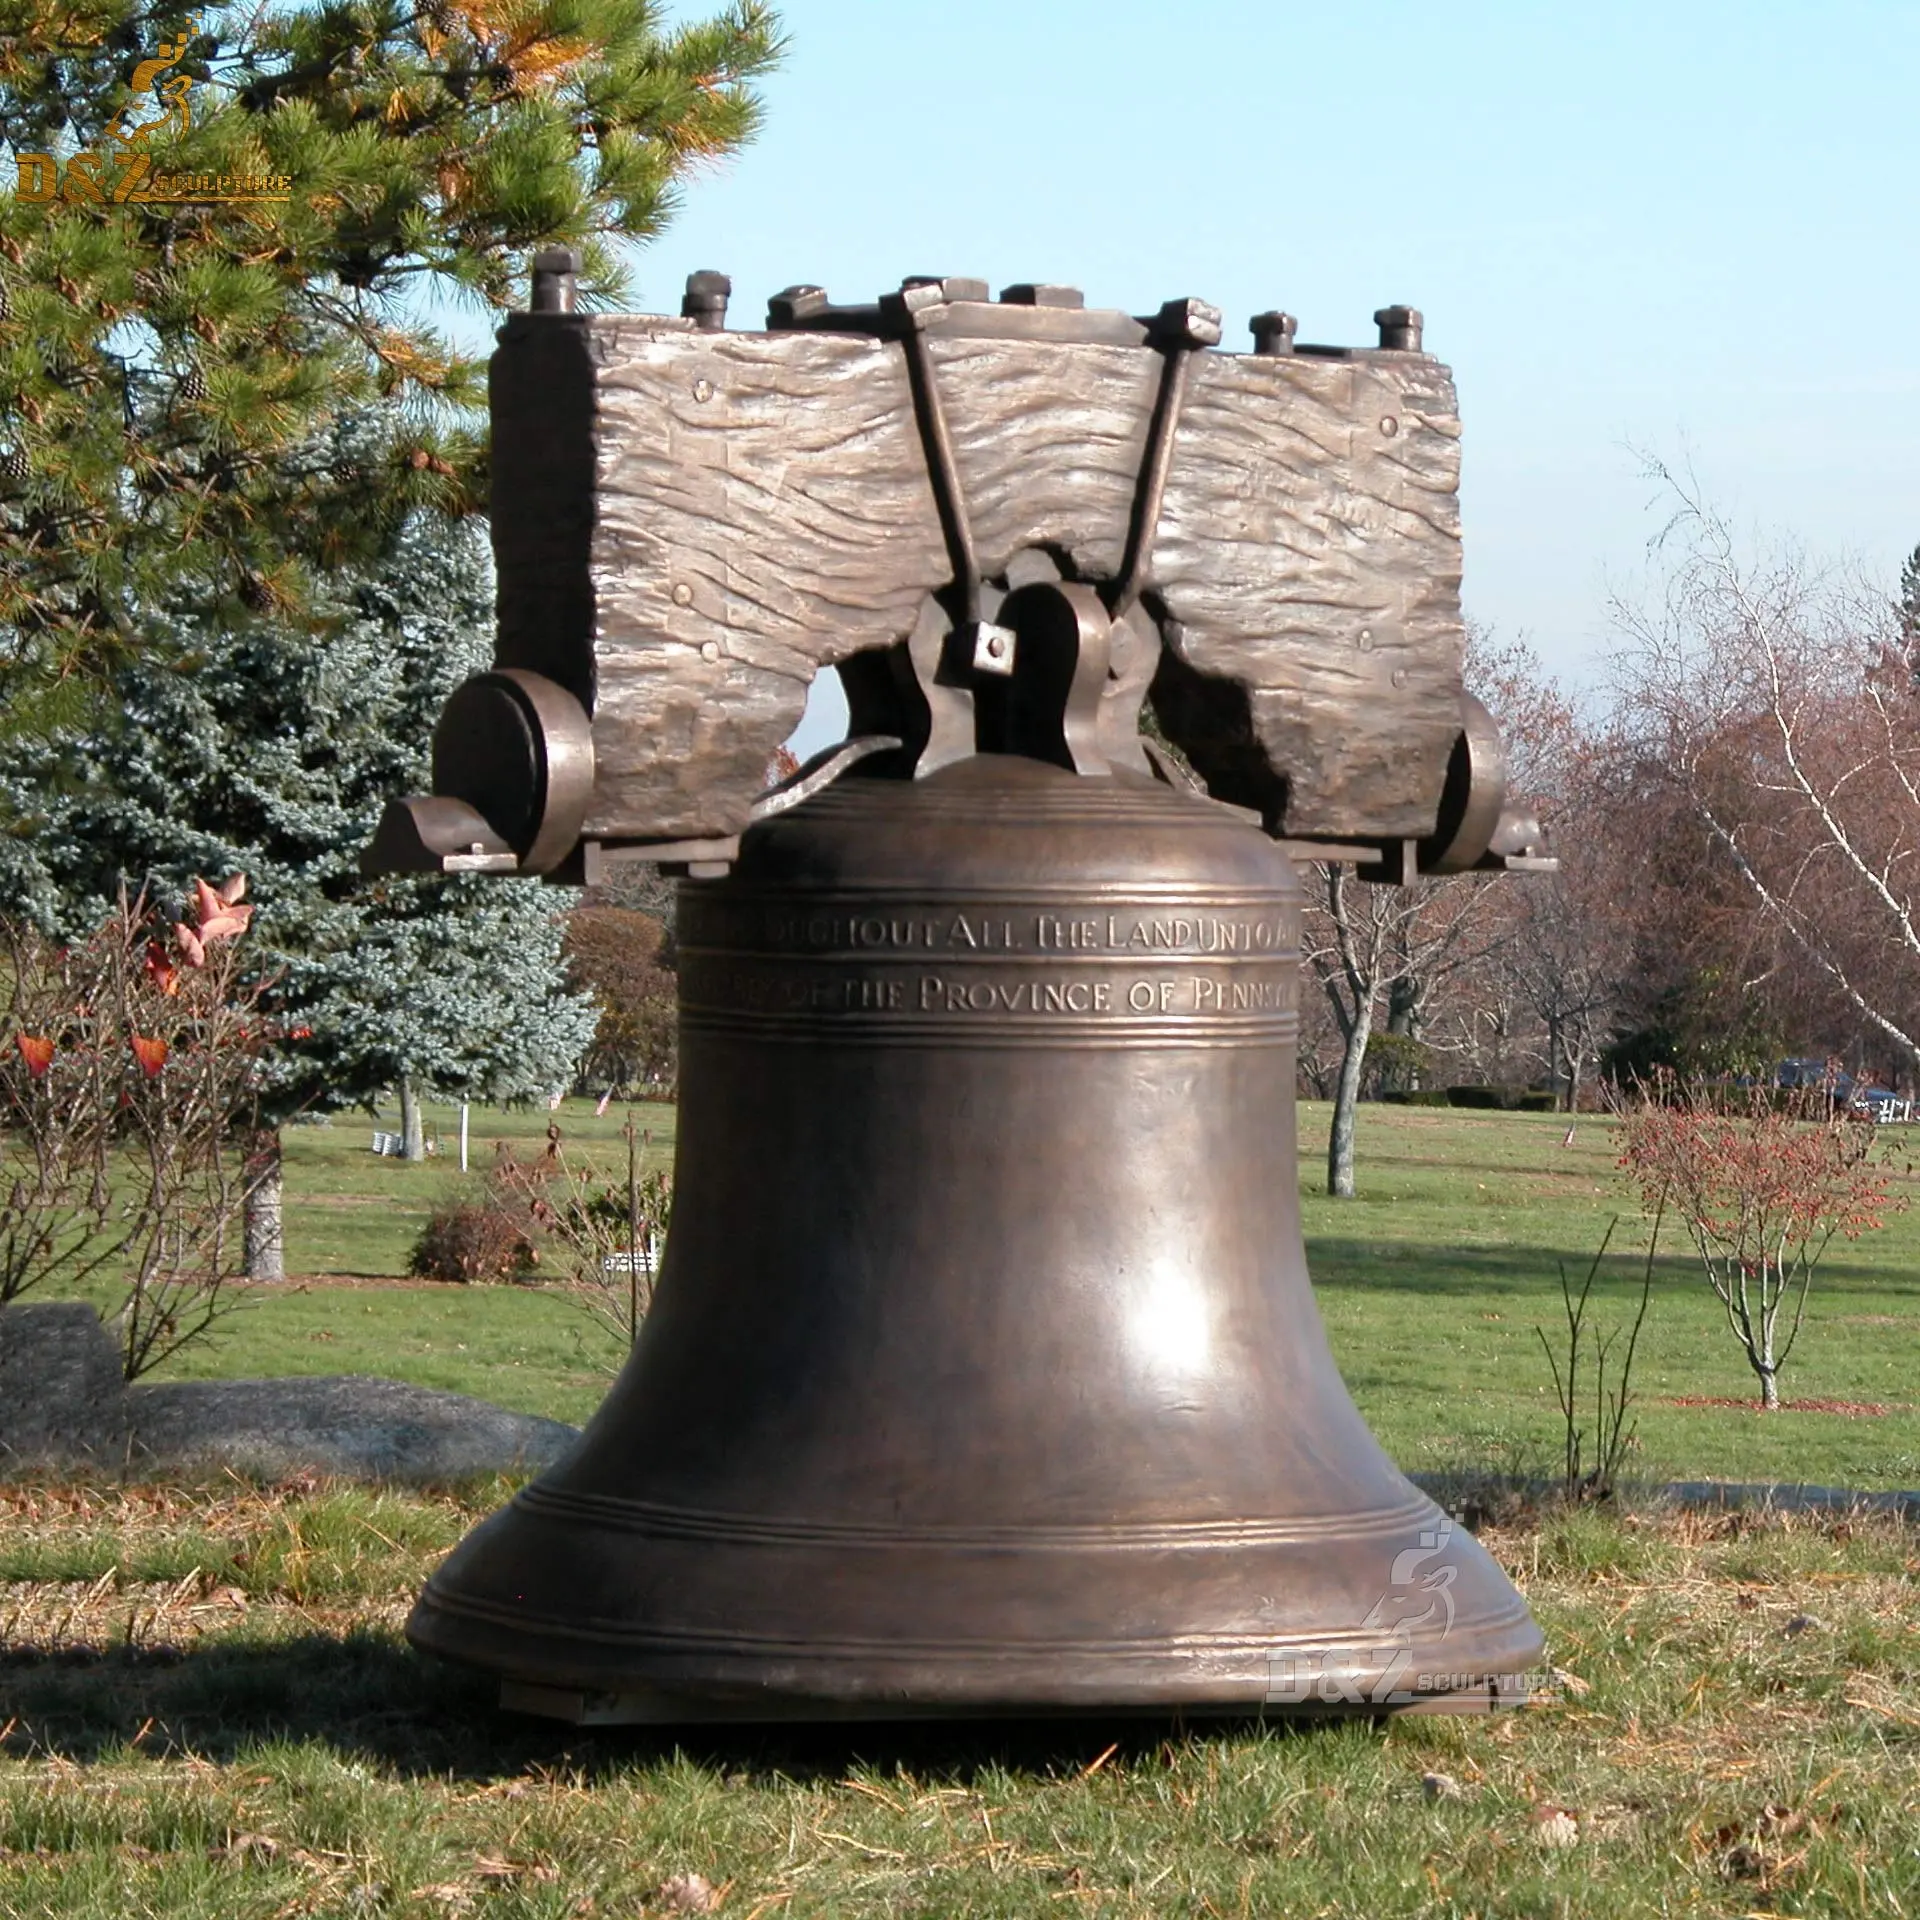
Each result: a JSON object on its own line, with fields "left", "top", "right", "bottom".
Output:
{"left": 409, "top": 747, "right": 1543, "bottom": 1721}
{"left": 383, "top": 269, "right": 1550, "bottom": 1719}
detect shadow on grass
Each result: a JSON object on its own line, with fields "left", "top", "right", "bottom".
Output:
{"left": 0, "top": 1637, "right": 1335, "bottom": 1785}
{"left": 1302, "top": 1238, "right": 1920, "bottom": 1301}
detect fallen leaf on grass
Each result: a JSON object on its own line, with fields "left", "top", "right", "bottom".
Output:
{"left": 1550, "top": 1665, "right": 1592, "bottom": 1697}
{"left": 409, "top": 1885, "right": 476, "bottom": 1911}
{"left": 1529, "top": 1805, "right": 1580, "bottom": 1848}
{"left": 658, "top": 1872, "right": 720, "bottom": 1912}
{"left": 474, "top": 1855, "right": 558, "bottom": 1884}
{"left": 213, "top": 1831, "right": 281, "bottom": 1862}
{"left": 1422, "top": 1771, "right": 1464, "bottom": 1802}
{"left": 1581, "top": 1805, "right": 1644, "bottom": 1841}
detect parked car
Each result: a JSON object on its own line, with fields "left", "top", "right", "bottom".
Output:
{"left": 1850, "top": 1085, "right": 1910, "bottom": 1120}
{"left": 1775, "top": 1057, "right": 1854, "bottom": 1110}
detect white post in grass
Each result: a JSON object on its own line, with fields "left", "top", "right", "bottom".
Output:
{"left": 460, "top": 1102, "right": 470, "bottom": 1172}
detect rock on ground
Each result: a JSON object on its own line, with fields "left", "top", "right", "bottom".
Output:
{"left": 0, "top": 1303, "right": 579, "bottom": 1483}
{"left": 0, "top": 1303, "right": 130, "bottom": 1466}
{"left": 126, "top": 1375, "right": 581, "bottom": 1483}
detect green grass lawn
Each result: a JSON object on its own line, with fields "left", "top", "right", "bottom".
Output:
{"left": 273, "top": 1096, "right": 680, "bottom": 1281}
{"left": 133, "top": 1097, "right": 1920, "bottom": 1490}
{"left": 8, "top": 1105, "right": 1920, "bottom": 1916}
{"left": 1, "top": 1485, "right": 1915, "bottom": 1917}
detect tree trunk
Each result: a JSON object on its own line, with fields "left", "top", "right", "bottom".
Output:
{"left": 1385, "top": 976, "right": 1418, "bottom": 1037}
{"left": 1327, "top": 999, "right": 1375, "bottom": 1199}
{"left": 1384, "top": 976, "right": 1423, "bottom": 1092}
{"left": 398, "top": 1072, "right": 426, "bottom": 1162}
{"left": 244, "top": 1128, "right": 286, "bottom": 1282}
{"left": 1756, "top": 1318, "right": 1780, "bottom": 1409}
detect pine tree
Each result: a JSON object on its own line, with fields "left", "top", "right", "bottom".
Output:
{"left": 0, "top": 0, "right": 782, "bottom": 726}
{"left": 1899, "top": 543, "right": 1920, "bottom": 650}
{"left": 0, "top": 505, "right": 599, "bottom": 1274}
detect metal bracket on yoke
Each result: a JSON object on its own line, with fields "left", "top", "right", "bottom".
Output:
{"left": 778, "top": 278, "right": 1221, "bottom": 786}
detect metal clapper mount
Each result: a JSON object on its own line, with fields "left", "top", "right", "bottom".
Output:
{"left": 789, "top": 277, "right": 1223, "bottom": 788}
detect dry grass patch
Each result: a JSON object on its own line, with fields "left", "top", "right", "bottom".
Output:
{"left": 0, "top": 1484, "right": 1913, "bottom": 1915}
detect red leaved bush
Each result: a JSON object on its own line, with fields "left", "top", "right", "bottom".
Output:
{"left": 1, "top": 881, "right": 279, "bottom": 1378}
{"left": 1615, "top": 1077, "right": 1905, "bottom": 1409}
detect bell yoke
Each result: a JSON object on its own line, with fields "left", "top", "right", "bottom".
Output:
{"left": 370, "top": 257, "right": 1550, "bottom": 1721}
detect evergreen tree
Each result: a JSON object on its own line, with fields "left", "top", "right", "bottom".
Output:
{"left": 1899, "top": 543, "right": 1920, "bottom": 649}
{"left": 0, "top": 506, "right": 598, "bottom": 1273}
{"left": 0, "top": 0, "right": 782, "bottom": 726}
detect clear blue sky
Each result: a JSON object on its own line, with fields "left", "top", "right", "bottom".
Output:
{"left": 599, "top": 0, "right": 1920, "bottom": 709}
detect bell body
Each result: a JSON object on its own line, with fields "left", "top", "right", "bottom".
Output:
{"left": 409, "top": 757, "right": 1543, "bottom": 1717}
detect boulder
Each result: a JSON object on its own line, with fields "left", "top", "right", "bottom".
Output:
{"left": 125, "top": 1373, "right": 580, "bottom": 1483}
{"left": 1, "top": 1304, "right": 582, "bottom": 1483}
{"left": 0, "top": 1302, "right": 129, "bottom": 1468}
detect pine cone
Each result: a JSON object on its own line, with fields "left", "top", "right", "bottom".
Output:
{"left": 0, "top": 280, "right": 12, "bottom": 322}
{"left": 0, "top": 446, "right": 29, "bottom": 481}
{"left": 180, "top": 362, "right": 209, "bottom": 401}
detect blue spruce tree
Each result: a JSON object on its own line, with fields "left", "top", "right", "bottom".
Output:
{"left": 0, "top": 508, "right": 597, "bottom": 1276}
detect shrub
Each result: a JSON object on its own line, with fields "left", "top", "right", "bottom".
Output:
{"left": 1445, "top": 1085, "right": 1554, "bottom": 1111}
{"left": 1614, "top": 1076, "right": 1905, "bottom": 1409}
{"left": 1379, "top": 1089, "right": 1449, "bottom": 1107}
{"left": 1362, "top": 1031, "right": 1432, "bottom": 1097}
{"left": 407, "top": 1199, "right": 535, "bottom": 1285}
{"left": 1445, "top": 1085, "right": 1505, "bottom": 1109}
{"left": 491, "top": 1121, "right": 673, "bottom": 1353}
{"left": 2, "top": 878, "right": 275, "bottom": 1377}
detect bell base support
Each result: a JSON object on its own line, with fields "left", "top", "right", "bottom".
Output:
{"left": 496, "top": 1677, "right": 1530, "bottom": 1726}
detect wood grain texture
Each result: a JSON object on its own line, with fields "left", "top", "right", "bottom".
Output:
{"left": 1150, "top": 352, "right": 1464, "bottom": 838}
{"left": 930, "top": 335, "right": 1158, "bottom": 581}
{"left": 486, "top": 315, "right": 1465, "bottom": 845}
{"left": 492, "top": 316, "right": 946, "bottom": 840}
{"left": 587, "top": 321, "right": 949, "bottom": 838}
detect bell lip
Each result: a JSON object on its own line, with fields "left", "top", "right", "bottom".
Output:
{"left": 480, "top": 1677, "right": 1537, "bottom": 1725}
{"left": 403, "top": 1485, "right": 1548, "bottom": 1718}
{"left": 405, "top": 1589, "right": 1546, "bottom": 1721}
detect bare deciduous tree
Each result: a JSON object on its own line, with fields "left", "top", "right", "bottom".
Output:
{"left": 1616, "top": 468, "right": 1920, "bottom": 1081}
{"left": 1303, "top": 865, "right": 1506, "bottom": 1196}
{"left": 1617, "top": 1080, "right": 1902, "bottom": 1409}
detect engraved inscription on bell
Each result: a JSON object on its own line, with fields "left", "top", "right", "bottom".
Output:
{"left": 680, "top": 894, "right": 1300, "bottom": 1033}
{"left": 681, "top": 879, "right": 1303, "bottom": 1038}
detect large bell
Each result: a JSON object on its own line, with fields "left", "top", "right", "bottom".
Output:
{"left": 409, "top": 750, "right": 1544, "bottom": 1720}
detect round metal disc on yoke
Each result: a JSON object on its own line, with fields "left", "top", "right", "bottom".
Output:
{"left": 1418, "top": 692, "right": 1508, "bottom": 875}
{"left": 430, "top": 670, "right": 594, "bottom": 872}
